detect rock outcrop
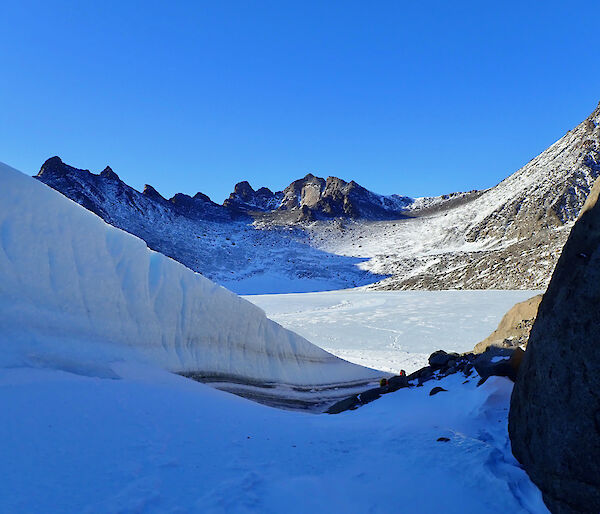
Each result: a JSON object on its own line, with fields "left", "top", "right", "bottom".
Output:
{"left": 509, "top": 176, "right": 600, "bottom": 513}
{"left": 278, "top": 174, "right": 409, "bottom": 219}
{"left": 223, "top": 181, "right": 283, "bottom": 212}
{"left": 473, "top": 294, "right": 543, "bottom": 353}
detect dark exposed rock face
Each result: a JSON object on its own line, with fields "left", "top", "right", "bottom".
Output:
{"left": 278, "top": 174, "right": 409, "bottom": 220}
{"left": 168, "top": 192, "right": 229, "bottom": 220}
{"left": 224, "top": 174, "right": 409, "bottom": 220}
{"left": 224, "top": 181, "right": 284, "bottom": 212}
{"left": 428, "top": 350, "right": 460, "bottom": 369}
{"left": 473, "top": 347, "right": 524, "bottom": 384}
{"left": 142, "top": 184, "right": 166, "bottom": 202}
{"left": 509, "top": 175, "right": 600, "bottom": 513}
{"left": 100, "top": 166, "right": 119, "bottom": 181}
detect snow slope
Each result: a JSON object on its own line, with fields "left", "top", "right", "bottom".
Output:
{"left": 0, "top": 162, "right": 380, "bottom": 393}
{"left": 0, "top": 364, "right": 548, "bottom": 513}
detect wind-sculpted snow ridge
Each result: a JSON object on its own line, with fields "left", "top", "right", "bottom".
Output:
{"left": 0, "top": 162, "right": 381, "bottom": 408}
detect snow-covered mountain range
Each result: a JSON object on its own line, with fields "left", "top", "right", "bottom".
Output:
{"left": 34, "top": 102, "right": 600, "bottom": 293}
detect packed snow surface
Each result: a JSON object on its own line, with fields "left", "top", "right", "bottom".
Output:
{"left": 0, "top": 364, "right": 548, "bottom": 513}
{"left": 0, "top": 162, "right": 379, "bottom": 387}
{"left": 246, "top": 290, "right": 542, "bottom": 373}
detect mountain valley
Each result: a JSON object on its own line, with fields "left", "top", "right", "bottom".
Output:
{"left": 35, "top": 102, "right": 600, "bottom": 294}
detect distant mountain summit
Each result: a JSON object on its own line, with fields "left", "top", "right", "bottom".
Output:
{"left": 278, "top": 174, "right": 412, "bottom": 219}
{"left": 223, "top": 181, "right": 284, "bottom": 213}
{"left": 224, "top": 173, "right": 412, "bottom": 220}
{"left": 37, "top": 156, "right": 233, "bottom": 222}
{"left": 36, "top": 159, "right": 409, "bottom": 222}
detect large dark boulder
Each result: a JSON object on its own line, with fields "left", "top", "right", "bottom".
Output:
{"left": 509, "top": 175, "right": 600, "bottom": 513}
{"left": 428, "top": 350, "right": 459, "bottom": 369}
{"left": 473, "top": 347, "right": 524, "bottom": 384}
{"left": 387, "top": 374, "right": 409, "bottom": 391}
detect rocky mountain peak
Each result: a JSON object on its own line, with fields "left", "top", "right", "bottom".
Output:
{"left": 169, "top": 192, "right": 193, "bottom": 204}
{"left": 100, "top": 166, "right": 120, "bottom": 181}
{"left": 193, "top": 191, "right": 212, "bottom": 203}
{"left": 256, "top": 186, "right": 274, "bottom": 196}
{"left": 142, "top": 184, "right": 166, "bottom": 202}
{"left": 37, "top": 156, "right": 73, "bottom": 177}
{"left": 232, "top": 181, "right": 256, "bottom": 200}
{"left": 224, "top": 180, "right": 282, "bottom": 212}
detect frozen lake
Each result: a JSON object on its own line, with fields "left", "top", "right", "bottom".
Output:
{"left": 245, "top": 290, "right": 542, "bottom": 374}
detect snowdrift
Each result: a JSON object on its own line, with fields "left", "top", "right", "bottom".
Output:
{"left": 0, "top": 162, "right": 380, "bottom": 390}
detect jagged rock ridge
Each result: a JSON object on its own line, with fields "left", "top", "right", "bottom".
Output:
{"left": 223, "top": 173, "right": 412, "bottom": 220}
{"left": 37, "top": 156, "right": 233, "bottom": 223}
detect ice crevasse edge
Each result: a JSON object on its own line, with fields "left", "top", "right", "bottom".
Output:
{"left": 0, "top": 162, "right": 380, "bottom": 386}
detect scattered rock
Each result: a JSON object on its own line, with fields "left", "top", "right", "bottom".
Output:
{"left": 462, "top": 363, "right": 474, "bottom": 377}
{"left": 429, "top": 386, "right": 447, "bottom": 396}
{"left": 387, "top": 374, "right": 409, "bottom": 391}
{"left": 326, "top": 395, "right": 360, "bottom": 414}
{"left": 358, "top": 388, "right": 381, "bottom": 405}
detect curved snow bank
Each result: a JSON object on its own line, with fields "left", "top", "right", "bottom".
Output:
{"left": 0, "top": 162, "right": 380, "bottom": 387}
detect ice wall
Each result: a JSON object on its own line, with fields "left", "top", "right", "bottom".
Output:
{"left": 0, "top": 162, "right": 379, "bottom": 386}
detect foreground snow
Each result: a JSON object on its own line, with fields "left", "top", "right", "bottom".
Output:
{"left": 0, "top": 162, "right": 380, "bottom": 392}
{"left": 246, "top": 290, "right": 542, "bottom": 373}
{"left": 0, "top": 364, "right": 548, "bottom": 513}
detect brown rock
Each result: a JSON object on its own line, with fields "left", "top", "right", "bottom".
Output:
{"left": 473, "top": 294, "right": 543, "bottom": 353}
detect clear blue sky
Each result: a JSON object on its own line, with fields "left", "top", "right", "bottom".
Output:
{"left": 1, "top": 1, "right": 599, "bottom": 203}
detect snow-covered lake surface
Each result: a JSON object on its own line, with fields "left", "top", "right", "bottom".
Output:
{"left": 246, "top": 290, "right": 542, "bottom": 373}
